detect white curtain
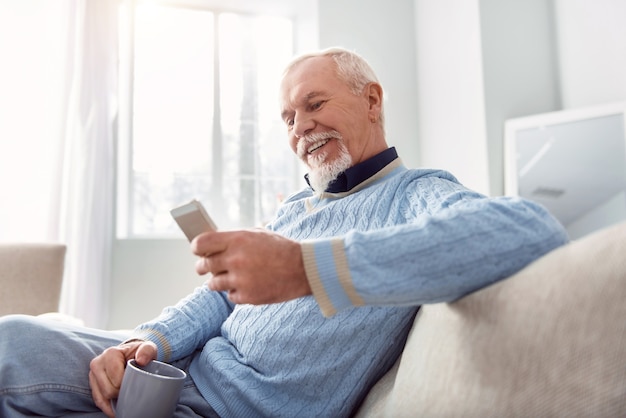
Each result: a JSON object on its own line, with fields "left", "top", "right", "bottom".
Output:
{"left": 53, "top": 0, "right": 118, "bottom": 328}
{"left": 0, "top": 0, "right": 118, "bottom": 328}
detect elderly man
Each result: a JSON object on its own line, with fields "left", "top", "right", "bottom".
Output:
{"left": 0, "top": 47, "right": 568, "bottom": 417}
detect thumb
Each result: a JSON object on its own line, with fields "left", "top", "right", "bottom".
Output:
{"left": 134, "top": 341, "right": 158, "bottom": 366}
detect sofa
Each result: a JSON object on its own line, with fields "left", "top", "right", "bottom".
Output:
{"left": 355, "top": 220, "right": 626, "bottom": 417}
{"left": 0, "top": 243, "right": 66, "bottom": 317}
{"left": 3, "top": 222, "right": 626, "bottom": 416}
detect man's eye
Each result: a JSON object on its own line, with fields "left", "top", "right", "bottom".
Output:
{"left": 311, "top": 101, "right": 324, "bottom": 110}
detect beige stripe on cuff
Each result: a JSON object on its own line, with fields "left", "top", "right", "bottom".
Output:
{"left": 133, "top": 329, "right": 173, "bottom": 362}
{"left": 331, "top": 238, "right": 365, "bottom": 307}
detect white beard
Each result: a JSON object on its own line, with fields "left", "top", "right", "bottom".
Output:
{"left": 297, "top": 131, "right": 353, "bottom": 194}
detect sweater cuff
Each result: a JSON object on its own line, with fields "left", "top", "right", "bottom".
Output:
{"left": 129, "top": 328, "right": 172, "bottom": 362}
{"left": 301, "top": 238, "right": 364, "bottom": 317}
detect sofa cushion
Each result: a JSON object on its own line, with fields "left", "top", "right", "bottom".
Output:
{"left": 356, "top": 221, "right": 626, "bottom": 417}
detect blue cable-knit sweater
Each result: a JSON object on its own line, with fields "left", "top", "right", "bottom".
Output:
{"left": 133, "top": 156, "right": 568, "bottom": 417}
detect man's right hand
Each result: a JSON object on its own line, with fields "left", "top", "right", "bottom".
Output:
{"left": 192, "top": 229, "right": 311, "bottom": 305}
{"left": 89, "top": 340, "right": 157, "bottom": 417}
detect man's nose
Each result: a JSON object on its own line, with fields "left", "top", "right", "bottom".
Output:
{"left": 293, "top": 115, "right": 315, "bottom": 138}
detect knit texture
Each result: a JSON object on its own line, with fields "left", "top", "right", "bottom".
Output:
{"left": 133, "top": 159, "right": 568, "bottom": 417}
{"left": 295, "top": 161, "right": 569, "bottom": 315}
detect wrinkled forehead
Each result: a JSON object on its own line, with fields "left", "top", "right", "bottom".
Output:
{"left": 279, "top": 56, "right": 342, "bottom": 106}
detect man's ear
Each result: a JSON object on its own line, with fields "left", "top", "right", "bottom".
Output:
{"left": 366, "top": 82, "right": 383, "bottom": 119}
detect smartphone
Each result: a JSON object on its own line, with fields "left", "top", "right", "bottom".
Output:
{"left": 170, "top": 199, "right": 218, "bottom": 242}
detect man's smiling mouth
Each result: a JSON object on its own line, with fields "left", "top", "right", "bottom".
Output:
{"left": 307, "top": 139, "right": 330, "bottom": 154}
{"left": 297, "top": 130, "right": 343, "bottom": 160}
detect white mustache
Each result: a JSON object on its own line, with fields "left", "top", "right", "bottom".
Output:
{"left": 296, "top": 130, "right": 343, "bottom": 159}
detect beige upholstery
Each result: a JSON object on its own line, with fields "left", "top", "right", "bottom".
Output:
{"left": 0, "top": 243, "right": 66, "bottom": 316}
{"left": 356, "top": 221, "right": 626, "bottom": 417}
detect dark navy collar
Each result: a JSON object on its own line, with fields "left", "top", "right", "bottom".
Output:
{"left": 305, "top": 147, "right": 398, "bottom": 193}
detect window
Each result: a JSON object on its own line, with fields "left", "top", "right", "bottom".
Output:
{"left": 117, "top": 1, "right": 303, "bottom": 237}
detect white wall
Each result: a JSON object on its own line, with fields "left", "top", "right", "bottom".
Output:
{"left": 413, "top": 0, "right": 490, "bottom": 195}
{"left": 412, "top": 0, "right": 562, "bottom": 197}
{"left": 413, "top": 0, "right": 626, "bottom": 199}
{"left": 554, "top": 0, "right": 626, "bottom": 108}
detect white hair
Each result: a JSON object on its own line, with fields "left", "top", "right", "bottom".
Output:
{"left": 282, "top": 47, "right": 385, "bottom": 128}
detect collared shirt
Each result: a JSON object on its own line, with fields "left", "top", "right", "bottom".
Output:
{"left": 305, "top": 147, "right": 399, "bottom": 193}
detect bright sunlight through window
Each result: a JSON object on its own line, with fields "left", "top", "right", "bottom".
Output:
{"left": 0, "top": 2, "right": 65, "bottom": 242}
{"left": 117, "top": 2, "right": 299, "bottom": 238}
